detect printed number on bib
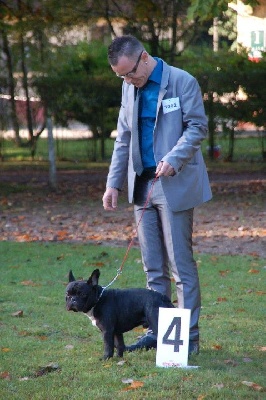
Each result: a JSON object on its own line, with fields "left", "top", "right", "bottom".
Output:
{"left": 162, "top": 97, "right": 180, "bottom": 114}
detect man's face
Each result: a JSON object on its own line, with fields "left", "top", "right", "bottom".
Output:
{"left": 111, "top": 51, "right": 149, "bottom": 88}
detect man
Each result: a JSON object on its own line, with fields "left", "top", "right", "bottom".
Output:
{"left": 102, "top": 35, "right": 212, "bottom": 355}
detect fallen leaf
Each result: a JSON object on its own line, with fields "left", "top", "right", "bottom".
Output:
{"left": 1, "top": 347, "right": 11, "bottom": 352}
{"left": 11, "top": 310, "right": 23, "bottom": 317}
{"left": 88, "top": 234, "right": 103, "bottom": 241}
{"left": 0, "top": 198, "right": 8, "bottom": 205}
{"left": 259, "top": 346, "right": 266, "bottom": 352}
{"left": 130, "top": 381, "right": 144, "bottom": 389}
{"left": 117, "top": 360, "right": 126, "bottom": 366}
{"left": 197, "top": 395, "right": 206, "bottom": 400}
{"left": 213, "top": 383, "right": 224, "bottom": 389}
{"left": 248, "top": 269, "right": 260, "bottom": 274}
{"left": 239, "top": 225, "right": 249, "bottom": 231}
{"left": 37, "top": 335, "right": 48, "bottom": 341}
{"left": 17, "top": 233, "right": 31, "bottom": 242}
{"left": 122, "top": 378, "right": 134, "bottom": 384}
{"left": 182, "top": 375, "right": 192, "bottom": 381}
{"left": 92, "top": 262, "right": 105, "bottom": 267}
{"left": 56, "top": 230, "right": 69, "bottom": 240}
{"left": 35, "top": 363, "right": 60, "bottom": 377}
{"left": 0, "top": 371, "right": 11, "bottom": 380}
{"left": 251, "top": 262, "right": 259, "bottom": 267}
{"left": 201, "top": 314, "right": 215, "bottom": 319}
{"left": 18, "top": 330, "right": 30, "bottom": 336}
{"left": 241, "top": 381, "right": 264, "bottom": 392}
{"left": 217, "top": 297, "right": 227, "bottom": 302}
{"left": 224, "top": 359, "right": 238, "bottom": 366}
{"left": 65, "top": 344, "right": 74, "bottom": 350}
{"left": 248, "top": 252, "right": 259, "bottom": 257}
{"left": 219, "top": 270, "right": 230, "bottom": 277}
{"left": 212, "top": 344, "right": 222, "bottom": 350}
{"left": 122, "top": 380, "right": 144, "bottom": 391}
{"left": 20, "top": 280, "right": 40, "bottom": 287}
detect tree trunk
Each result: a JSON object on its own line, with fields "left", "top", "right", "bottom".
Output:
{"left": 47, "top": 115, "right": 57, "bottom": 191}
{"left": 1, "top": 29, "right": 21, "bottom": 145}
{"left": 19, "top": 33, "right": 34, "bottom": 150}
{"left": 208, "top": 92, "right": 215, "bottom": 160}
{"left": 213, "top": 17, "right": 219, "bottom": 52}
{"left": 169, "top": 0, "right": 178, "bottom": 64}
{"left": 100, "top": 132, "right": 105, "bottom": 160}
{"left": 259, "top": 129, "right": 266, "bottom": 161}
{"left": 225, "top": 128, "right": 235, "bottom": 162}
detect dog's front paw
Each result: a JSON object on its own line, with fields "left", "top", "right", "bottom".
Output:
{"left": 116, "top": 349, "right": 124, "bottom": 358}
{"left": 101, "top": 353, "right": 113, "bottom": 361}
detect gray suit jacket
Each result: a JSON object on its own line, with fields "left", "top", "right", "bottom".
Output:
{"left": 106, "top": 60, "right": 212, "bottom": 212}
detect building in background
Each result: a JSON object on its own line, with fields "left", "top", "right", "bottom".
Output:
{"left": 230, "top": 0, "right": 266, "bottom": 60}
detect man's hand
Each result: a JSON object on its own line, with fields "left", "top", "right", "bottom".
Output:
{"left": 156, "top": 161, "right": 176, "bottom": 177}
{"left": 102, "top": 187, "right": 119, "bottom": 210}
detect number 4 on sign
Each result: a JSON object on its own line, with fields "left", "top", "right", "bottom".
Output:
{"left": 156, "top": 308, "right": 191, "bottom": 368}
{"left": 162, "top": 317, "right": 183, "bottom": 352}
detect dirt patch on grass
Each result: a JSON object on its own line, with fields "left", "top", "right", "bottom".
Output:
{"left": 0, "top": 168, "right": 265, "bottom": 258}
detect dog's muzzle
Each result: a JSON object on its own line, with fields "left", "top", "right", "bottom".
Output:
{"left": 66, "top": 297, "right": 78, "bottom": 312}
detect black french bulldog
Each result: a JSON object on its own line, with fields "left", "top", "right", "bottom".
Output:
{"left": 65, "top": 269, "right": 174, "bottom": 359}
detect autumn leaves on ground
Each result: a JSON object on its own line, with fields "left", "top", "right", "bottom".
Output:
{"left": 1, "top": 241, "right": 266, "bottom": 398}
{"left": 0, "top": 167, "right": 265, "bottom": 258}
{"left": 1, "top": 167, "right": 266, "bottom": 399}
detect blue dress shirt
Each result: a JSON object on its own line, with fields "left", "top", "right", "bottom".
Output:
{"left": 139, "top": 58, "right": 163, "bottom": 169}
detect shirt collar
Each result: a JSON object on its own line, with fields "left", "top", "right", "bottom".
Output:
{"left": 148, "top": 57, "right": 162, "bottom": 84}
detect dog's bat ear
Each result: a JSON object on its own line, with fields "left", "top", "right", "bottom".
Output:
{"left": 69, "top": 270, "right": 76, "bottom": 282}
{"left": 87, "top": 269, "right": 100, "bottom": 286}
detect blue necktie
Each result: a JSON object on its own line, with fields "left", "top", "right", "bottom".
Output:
{"left": 132, "top": 90, "right": 143, "bottom": 176}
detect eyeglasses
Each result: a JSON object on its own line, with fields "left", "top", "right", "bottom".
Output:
{"left": 116, "top": 51, "right": 143, "bottom": 79}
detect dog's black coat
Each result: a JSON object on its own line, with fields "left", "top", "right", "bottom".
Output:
{"left": 65, "top": 269, "right": 174, "bottom": 359}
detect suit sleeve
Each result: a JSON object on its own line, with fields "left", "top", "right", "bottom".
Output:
{"left": 106, "top": 84, "right": 131, "bottom": 190}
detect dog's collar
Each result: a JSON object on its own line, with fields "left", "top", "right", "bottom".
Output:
{"left": 83, "top": 286, "right": 105, "bottom": 314}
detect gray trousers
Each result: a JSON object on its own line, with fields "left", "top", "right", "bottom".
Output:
{"left": 133, "top": 176, "right": 200, "bottom": 341}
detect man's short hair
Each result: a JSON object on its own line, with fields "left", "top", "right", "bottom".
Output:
{"left": 108, "top": 35, "right": 145, "bottom": 66}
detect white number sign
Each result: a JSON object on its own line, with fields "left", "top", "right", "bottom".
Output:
{"left": 156, "top": 307, "right": 191, "bottom": 368}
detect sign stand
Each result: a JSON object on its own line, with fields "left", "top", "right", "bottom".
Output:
{"left": 156, "top": 307, "right": 198, "bottom": 368}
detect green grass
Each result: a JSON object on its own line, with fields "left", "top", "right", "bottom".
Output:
{"left": 0, "top": 135, "right": 265, "bottom": 165}
{"left": 0, "top": 137, "right": 115, "bottom": 163}
{"left": 0, "top": 242, "right": 265, "bottom": 399}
